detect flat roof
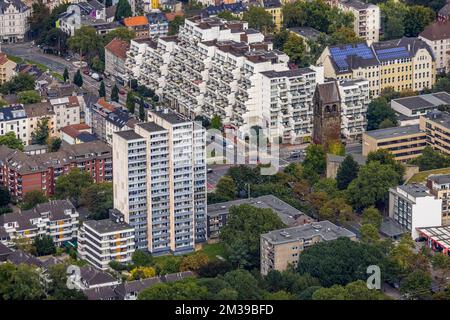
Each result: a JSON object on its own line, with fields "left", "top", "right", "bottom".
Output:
{"left": 137, "top": 122, "right": 166, "bottom": 133}
{"left": 150, "top": 108, "right": 188, "bottom": 125}
{"left": 114, "top": 130, "right": 143, "bottom": 141}
{"left": 364, "top": 124, "right": 423, "bottom": 140}
{"left": 261, "top": 220, "right": 355, "bottom": 244}
{"left": 423, "top": 110, "right": 450, "bottom": 130}
{"left": 397, "top": 184, "right": 430, "bottom": 198}
{"left": 392, "top": 92, "right": 450, "bottom": 110}
{"left": 428, "top": 174, "right": 450, "bottom": 185}
{"left": 84, "top": 219, "right": 134, "bottom": 234}
{"left": 207, "top": 195, "right": 312, "bottom": 226}
{"left": 417, "top": 225, "right": 450, "bottom": 250}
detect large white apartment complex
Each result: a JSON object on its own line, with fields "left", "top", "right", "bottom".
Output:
{"left": 0, "top": 0, "right": 30, "bottom": 43}
{"left": 112, "top": 108, "right": 207, "bottom": 254}
{"left": 125, "top": 17, "right": 325, "bottom": 143}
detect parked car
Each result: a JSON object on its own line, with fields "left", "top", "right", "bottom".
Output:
{"left": 119, "top": 89, "right": 126, "bottom": 95}
{"left": 83, "top": 69, "right": 90, "bottom": 75}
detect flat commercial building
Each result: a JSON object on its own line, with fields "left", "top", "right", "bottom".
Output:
{"left": 260, "top": 220, "right": 356, "bottom": 275}
{"left": 417, "top": 225, "right": 450, "bottom": 255}
{"left": 427, "top": 174, "right": 450, "bottom": 226}
{"left": 389, "top": 184, "right": 442, "bottom": 239}
{"left": 113, "top": 108, "right": 207, "bottom": 254}
{"left": 207, "top": 195, "right": 314, "bottom": 240}
{"left": 362, "top": 124, "right": 427, "bottom": 162}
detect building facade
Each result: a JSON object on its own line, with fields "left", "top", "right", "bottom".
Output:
{"left": 49, "top": 96, "right": 81, "bottom": 132}
{"left": 427, "top": 174, "right": 450, "bottom": 226}
{"left": 419, "top": 21, "right": 450, "bottom": 74}
{"left": 0, "top": 0, "right": 30, "bottom": 43}
{"left": 260, "top": 220, "right": 356, "bottom": 275}
{"left": 105, "top": 38, "right": 130, "bottom": 79}
{"left": 0, "top": 52, "right": 16, "bottom": 84}
{"left": 389, "top": 184, "right": 442, "bottom": 239}
{"left": 419, "top": 110, "right": 450, "bottom": 155}
{"left": 113, "top": 108, "right": 207, "bottom": 253}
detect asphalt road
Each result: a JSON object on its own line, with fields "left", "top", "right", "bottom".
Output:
{"left": 3, "top": 42, "right": 126, "bottom": 105}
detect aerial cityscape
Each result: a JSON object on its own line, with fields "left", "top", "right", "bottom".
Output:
{"left": 0, "top": 0, "right": 450, "bottom": 307}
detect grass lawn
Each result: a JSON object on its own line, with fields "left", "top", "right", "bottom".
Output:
{"left": 151, "top": 242, "right": 227, "bottom": 265}
{"left": 407, "top": 167, "right": 450, "bottom": 184}
{"left": 6, "top": 54, "right": 63, "bottom": 81}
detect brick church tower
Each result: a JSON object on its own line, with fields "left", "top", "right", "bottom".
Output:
{"left": 312, "top": 81, "right": 342, "bottom": 149}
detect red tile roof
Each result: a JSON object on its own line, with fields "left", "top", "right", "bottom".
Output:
{"left": 105, "top": 38, "right": 130, "bottom": 60}
{"left": 97, "top": 98, "right": 116, "bottom": 112}
{"left": 123, "top": 16, "right": 149, "bottom": 27}
{"left": 420, "top": 21, "right": 450, "bottom": 41}
{"left": 165, "top": 12, "right": 184, "bottom": 22}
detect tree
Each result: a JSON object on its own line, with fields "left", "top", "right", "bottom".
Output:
{"left": 242, "top": 6, "right": 275, "bottom": 34}
{"left": 0, "top": 187, "right": 11, "bottom": 207}
{"left": 111, "top": 84, "right": 119, "bottom": 102}
{"left": 197, "top": 260, "right": 232, "bottom": 278}
{"left": 217, "top": 10, "right": 239, "bottom": 21}
{"left": 28, "top": 0, "right": 50, "bottom": 38}
{"left": 215, "top": 176, "right": 236, "bottom": 200}
{"left": 48, "top": 137, "right": 62, "bottom": 152}
{"left": 221, "top": 269, "right": 262, "bottom": 300}
{"left": 283, "top": 34, "right": 309, "bottom": 66}
{"left": 180, "top": 252, "right": 209, "bottom": 272}
{"left": 73, "top": 69, "right": 83, "bottom": 87}
{"left": 312, "top": 280, "right": 389, "bottom": 300}
{"left": 302, "top": 144, "right": 326, "bottom": 176}
{"left": 409, "top": 146, "right": 450, "bottom": 170}
{"left": 336, "top": 155, "right": 360, "bottom": 190}
{"left": 431, "top": 254, "right": 450, "bottom": 291}
{"left": 220, "top": 204, "right": 285, "bottom": 269}
{"left": 168, "top": 16, "right": 185, "bottom": 36}
{"left": 327, "top": 140, "right": 345, "bottom": 156}
{"left": 129, "top": 266, "right": 157, "bottom": 280}
{"left": 21, "top": 190, "right": 47, "bottom": 210}
{"left": 103, "top": 27, "right": 135, "bottom": 45}
{"left": 0, "top": 263, "right": 45, "bottom": 300}
{"left": 297, "top": 237, "right": 385, "bottom": 287}
{"left": 98, "top": 81, "right": 106, "bottom": 97}
{"left": 138, "top": 97, "right": 146, "bottom": 121}
{"left": 126, "top": 92, "right": 135, "bottom": 114}
{"left": 17, "top": 90, "right": 41, "bottom": 104}
{"left": 138, "top": 278, "right": 208, "bottom": 300}
{"left": 63, "top": 68, "right": 69, "bottom": 82}
{"left": 400, "top": 270, "right": 432, "bottom": 299}
{"left": 361, "top": 206, "right": 382, "bottom": 229}
{"left": 132, "top": 249, "right": 153, "bottom": 267}
{"left": 0, "top": 73, "right": 35, "bottom": 94}
{"left": 320, "top": 197, "right": 354, "bottom": 224}
{"left": 379, "top": 118, "right": 396, "bottom": 129}
{"left": 366, "top": 97, "right": 397, "bottom": 130}
{"left": 404, "top": 6, "right": 435, "bottom": 37}
{"left": 0, "top": 132, "right": 24, "bottom": 151}
{"left": 346, "top": 161, "right": 401, "bottom": 211}
{"left": 46, "top": 264, "right": 87, "bottom": 300}
{"left": 313, "top": 178, "right": 339, "bottom": 199}
{"left": 80, "top": 183, "right": 113, "bottom": 220}
{"left": 210, "top": 115, "right": 222, "bottom": 130}
{"left": 115, "top": 0, "right": 132, "bottom": 20}
{"left": 360, "top": 224, "right": 381, "bottom": 245}
{"left": 31, "top": 117, "right": 50, "bottom": 145}
{"left": 367, "top": 148, "right": 405, "bottom": 179}
{"left": 33, "top": 235, "right": 56, "bottom": 256}
{"left": 68, "top": 26, "right": 100, "bottom": 62}
{"left": 54, "top": 168, "right": 93, "bottom": 206}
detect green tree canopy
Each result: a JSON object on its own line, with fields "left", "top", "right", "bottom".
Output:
{"left": 63, "top": 68, "right": 69, "bottom": 82}
{"left": 31, "top": 117, "right": 50, "bottom": 145}
{"left": 336, "top": 155, "right": 360, "bottom": 190}
{"left": 366, "top": 97, "right": 398, "bottom": 130}
{"left": 0, "top": 187, "right": 11, "bottom": 207}
{"left": 361, "top": 206, "right": 383, "bottom": 229}
{"left": 17, "top": 90, "right": 41, "bottom": 104}
{"left": 0, "top": 263, "right": 45, "bottom": 300}
{"left": 0, "top": 132, "right": 24, "bottom": 151}
{"left": 242, "top": 6, "right": 275, "bottom": 34}
{"left": 283, "top": 34, "right": 309, "bottom": 67}
{"left": 33, "top": 235, "right": 56, "bottom": 256}
{"left": 21, "top": 190, "right": 48, "bottom": 210}
{"left": 220, "top": 204, "right": 285, "bottom": 269}
{"left": 409, "top": 146, "right": 450, "bottom": 170}
{"left": 73, "top": 69, "right": 83, "bottom": 87}
{"left": 126, "top": 92, "right": 135, "bottom": 114}
{"left": 0, "top": 73, "right": 35, "bottom": 94}
{"left": 98, "top": 81, "right": 106, "bottom": 97}
{"left": 80, "top": 182, "right": 113, "bottom": 220}
{"left": 111, "top": 84, "right": 119, "bottom": 102}
{"left": 168, "top": 16, "right": 185, "bottom": 36}
{"left": 215, "top": 175, "right": 236, "bottom": 200}
{"left": 115, "top": 0, "right": 132, "bottom": 20}
{"left": 54, "top": 168, "right": 93, "bottom": 206}
{"left": 312, "top": 280, "right": 390, "bottom": 300}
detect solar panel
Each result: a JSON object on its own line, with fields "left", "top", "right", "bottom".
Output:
{"left": 330, "top": 43, "right": 375, "bottom": 71}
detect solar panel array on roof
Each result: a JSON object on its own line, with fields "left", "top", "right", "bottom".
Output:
{"left": 329, "top": 43, "right": 374, "bottom": 72}
{"left": 375, "top": 46, "right": 410, "bottom": 61}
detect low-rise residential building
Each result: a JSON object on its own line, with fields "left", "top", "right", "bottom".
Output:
{"left": 0, "top": 104, "right": 28, "bottom": 145}
{"left": 0, "top": 0, "right": 30, "bottom": 43}
{"left": 24, "top": 102, "right": 56, "bottom": 145}
{"left": 49, "top": 96, "right": 81, "bottom": 132}
{"left": 389, "top": 184, "right": 442, "bottom": 239}
{"left": 419, "top": 21, "right": 450, "bottom": 73}
{"left": 105, "top": 38, "right": 130, "bottom": 79}
{"left": 60, "top": 123, "right": 96, "bottom": 145}
{"left": 419, "top": 110, "right": 450, "bottom": 155}
{"left": 0, "top": 53, "right": 16, "bottom": 84}
{"left": 78, "top": 211, "right": 135, "bottom": 270}
{"left": 260, "top": 220, "right": 356, "bottom": 275}
{"left": 146, "top": 12, "right": 168, "bottom": 38}
{"left": 427, "top": 174, "right": 450, "bottom": 226}
{"left": 0, "top": 200, "right": 79, "bottom": 246}
{"left": 123, "top": 16, "right": 149, "bottom": 39}
{"left": 317, "top": 38, "right": 436, "bottom": 97}
{"left": 0, "top": 141, "right": 112, "bottom": 198}
{"left": 207, "top": 195, "right": 314, "bottom": 240}
{"left": 68, "top": 265, "right": 119, "bottom": 290}
{"left": 362, "top": 124, "right": 427, "bottom": 162}
{"left": 391, "top": 92, "right": 450, "bottom": 126}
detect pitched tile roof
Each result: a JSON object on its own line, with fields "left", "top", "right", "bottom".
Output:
{"left": 420, "top": 21, "right": 450, "bottom": 41}
{"left": 123, "top": 16, "right": 149, "bottom": 27}
{"left": 105, "top": 38, "right": 130, "bottom": 60}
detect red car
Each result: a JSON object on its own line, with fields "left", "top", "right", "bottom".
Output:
{"left": 83, "top": 69, "right": 89, "bottom": 75}
{"left": 119, "top": 89, "right": 126, "bottom": 95}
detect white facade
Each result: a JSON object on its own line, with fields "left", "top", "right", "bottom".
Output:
{"left": 50, "top": 97, "right": 81, "bottom": 132}
{"left": 0, "top": 105, "right": 29, "bottom": 145}
{"left": 0, "top": 0, "right": 30, "bottom": 43}
{"left": 125, "top": 17, "right": 325, "bottom": 142}
{"left": 113, "top": 109, "right": 207, "bottom": 254}
{"left": 78, "top": 218, "right": 135, "bottom": 270}
{"left": 389, "top": 184, "right": 442, "bottom": 239}
{"left": 338, "top": 79, "right": 369, "bottom": 141}
{"left": 337, "top": 0, "right": 380, "bottom": 44}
